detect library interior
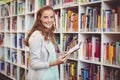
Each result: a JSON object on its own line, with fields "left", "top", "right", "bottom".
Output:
{"left": 0, "top": 0, "right": 120, "bottom": 80}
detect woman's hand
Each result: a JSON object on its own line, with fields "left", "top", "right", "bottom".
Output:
{"left": 49, "top": 51, "right": 70, "bottom": 66}
{"left": 56, "top": 52, "right": 69, "bottom": 64}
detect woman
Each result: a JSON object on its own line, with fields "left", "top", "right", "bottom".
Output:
{"left": 24, "top": 5, "right": 69, "bottom": 80}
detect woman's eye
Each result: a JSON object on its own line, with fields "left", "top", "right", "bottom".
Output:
{"left": 51, "top": 16, "right": 54, "bottom": 18}
{"left": 44, "top": 16, "right": 48, "bottom": 18}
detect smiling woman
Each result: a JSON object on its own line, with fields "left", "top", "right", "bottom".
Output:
{"left": 40, "top": 9, "right": 55, "bottom": 29}
{"left": 24, "top": 5, "right": 70, "bottom": 80}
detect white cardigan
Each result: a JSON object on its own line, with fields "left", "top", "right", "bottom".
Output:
{"left": 26, "top": 30, "right": 59, "bottom": 80}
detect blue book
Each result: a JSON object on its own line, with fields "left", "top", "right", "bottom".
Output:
{"left": 14, "top": 35, "right": 17, "bottom": 48}
{"left": 115, "top": 42, "right": 119, "bottom": 65}
{"left": 79, "top": 13, "right": 84, "bottom": 31}
{"left": 83, "top": 68, "right": 89, "bottom": 80}
{"left": 65, "top": 35, "right": 73, "bottom": 51}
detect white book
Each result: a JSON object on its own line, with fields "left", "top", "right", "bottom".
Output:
{"left": 66, "top": 41, "right": 82, "bottom": 55}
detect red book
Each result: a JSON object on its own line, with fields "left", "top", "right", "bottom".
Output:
{"left": 86, "top": 38, "right": 91, "bottom": 60}
{"left": 95, "top": 39, "right": 100, "bottom": 62}
{"left": 89, "top": 39, "right": 92, "bottom": 60}
{"left": 113, "top": 43, "right": 116, "bottom": 64}
{"left": 106, "top": 43, "right": 109, "bottom": 63}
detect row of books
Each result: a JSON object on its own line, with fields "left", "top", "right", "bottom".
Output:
{"left": 62, "top": 34, "right": 78, "bottom": 58}
{"left": 62, "top": 0, "right": 77, "bottom": 6}
{"left": 62, "top": 34, "right": 78, "bottom": 51}
{"left": 103, "top": 7, "right": 120, "bottom": 32}
{"left": 0, "top": 18, "right": 9, "bottom": 32}
{"left": 0, "top": 2, "right": 11, "bottom": 17}
{"left": 0, "top": 12, "right": 60, "bottom": 32}
{"left": 80, "top": 0, "right": 100, "bottom": 3}
{"left": 62, "top": 10, "right": 78, "bottom": 32}
{"left": 80, "top": 6, "right": 101, "bottom": 32}
{"left": 39, "top": 0, "right": 61, "bottom": 7}
{"left": 27, "top": 0, "right": 35, "bottom": 12}
{"left": 62, "top": 34, "right": 101, "bottom": 60}
{"left": 103, "top": 42, "right": 120, "bottom": 66}
{"left": 0, "top": 16, "right": 31, "bottom": 32}
{"left": 82, "top": 36, "right": 101, "bottom": 62}
{"left": 0, "top": 61, "right": 26, "bottom": 80}
{"left": 11, "top": 0, "right": 18, "bottom": 15}
{"left": 64, "top": 60, "right": 77, "bottom": 80}
{"left": 104, "top": 67, "right": 120, "bottom": 80}
{"left": 6, "top": 34, "right": 24, "bottom": 49}
{"left": 6, "top": 62, "right": 25, "bottom": 80}
{"left": 1, "top": 6, "right": 120, "bottom": 33}
{"left": 79, "top": 64, "right": 100, "bottom": 80}
{"left": 1, "top": 0, "right": 29, "bottom": 17}
{"left": 0, "top": 33, "right": 25, "bottom": 49}
{"left": 6, "top": 48, "right": 30, "bottom": 67}
{"left": 18, "top": 0, "right": 25, "bottom": 14}
{"left": 64, "top": 54, "right": 102, "bottom": 80}
{"left": 80, "top": 6, "right": 120, "bottom": 32}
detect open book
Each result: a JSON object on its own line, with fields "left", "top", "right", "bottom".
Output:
{"left": 66, "top": 41, "right": 82, "bottom": 55}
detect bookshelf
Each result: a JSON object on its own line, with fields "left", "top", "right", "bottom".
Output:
{"left": 0, "top": 0, "right": 120, "bottom": 80}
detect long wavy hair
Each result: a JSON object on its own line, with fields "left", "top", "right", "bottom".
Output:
{"left": 24, "top": 5, "right": 57, "bottom": 47}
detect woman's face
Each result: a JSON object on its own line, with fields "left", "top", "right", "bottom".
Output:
{"left": 40, "top": 9, "right": 55, "bottom": 29}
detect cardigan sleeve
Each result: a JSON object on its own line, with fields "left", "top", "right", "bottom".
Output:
{"left": 28, "top": 31, "right": 49, "bottom": 70}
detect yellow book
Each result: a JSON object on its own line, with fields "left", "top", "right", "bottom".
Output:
{"left": 103, "top": 10, "right": 106, "bottom": 31}
{"left": 109, "top": 43, "right": 113, "bottom": 64}
{"left": 98, "top": 15, "right": 101, "bottom": 31}
{"left": 73, "top": 13, "right": 78, "bottom": 32}
{"left": 68, "top": 10, "right": 73, "bottom": 18}
{"left": 71, "top": 63, "right": 75, "bottom": 76}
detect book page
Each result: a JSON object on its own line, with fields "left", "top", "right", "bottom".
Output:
{"left": 66, "top": 41, "right": 82, "bottom": 55}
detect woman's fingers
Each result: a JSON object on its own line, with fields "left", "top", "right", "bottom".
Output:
{"left": 63, "top": 54, "right": 70, "bottom": 63}
{"left": 60, "top": 53, "right": 69, "bottom": 59}
{"left": 62, "top": 54, "right": 70, "bottom": 62}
